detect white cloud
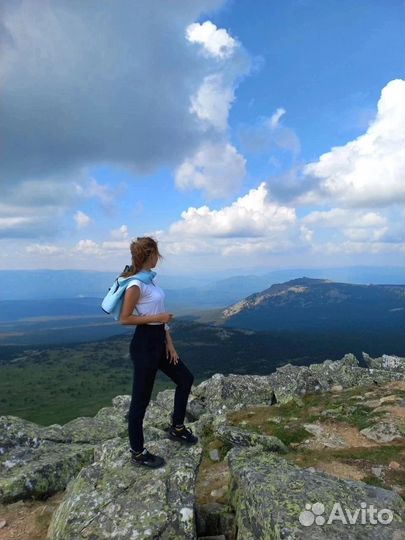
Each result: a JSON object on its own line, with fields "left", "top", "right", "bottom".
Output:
{"left": 1, "top": 1, "right": 231, "bottom": 187}
{"left": 299, "top": 224, "right": 314, "bottom": 244}
{"left": 220, "top": 237, "right": 296, "bottom": 256}
{"left": 163, "top": 238, "right": 217, "bottom": 255}
{"left": 269, "top": 108, "right": 286, "bottom": 128}
{"left": 75, "top": 178, "right": 119, "bottom": 207}
{"left": 1, "top": 1, "right": 253, "bottom": 236}
{"left": 74, "top": 210, "right": 92, "bottom": 229}
{"left": 0, "top": 216, "right": 35, "bottom": 229}
{"left": 0, "top": 214, "right": 54, "bottom": 238}
{"left": 25, "top": 243, "right": 63, "bottom": 255}
{"left": 74, "top": 239, "right": 102, "bottom": 255}
{"left": 102, "top": 241, "right": 129, "bottom": 250}
{"left": 169, "top": 181, "right": 296, "bottom": 238}
{"left": 110, "top": 224, "right": 129, "bottom": 240}
{"left": 343, "top": 227, "right": 388, "bottom": 242}
{"left": 186, "top": 19, "right": 251, "bottom": 145}
{"left": 311, "top": 240, "right": 404, "bottom": 255}
{"left": 299, "top": 79, "right": 405, "bottom": 208}
{"left": 189, "top": 73, "right": 234, "bottom": 131}
{"left": 186, "top": 21, "right": 237, "bottom": 59}
{"left": 302, "top": 208, "right": 387, "bottom": 228}
{"left": 74, "top": 236, "right": 133, "bottom": 255}
{"left": 175, "top": 141, "right": 246, "bottom": 199}
{"left": 239, "top": 108, "right": 300, "bottom": 156}
{"left": 301, "top": 207, "right": 403, "bottom": 254}
{"left": 0, "top": 170, "right": 116, "bottom": 240}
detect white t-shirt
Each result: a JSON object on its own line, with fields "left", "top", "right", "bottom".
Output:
{"left": 126, "top": 278, "right": 170, "bottom": 330}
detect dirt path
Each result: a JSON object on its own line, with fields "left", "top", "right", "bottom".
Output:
{"left": 0, "top": 492, "right": 65, "bottom": 540}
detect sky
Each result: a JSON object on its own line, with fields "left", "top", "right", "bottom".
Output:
{"left": 0, "top": 0, "right": 404, "bottom": 277}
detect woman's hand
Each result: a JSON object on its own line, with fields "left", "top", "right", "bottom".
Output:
{"left": 157, "top": 312, "right": 174, "bottom": 324}
{"left": 166, "top": 342, "right": 179, "bottom": 365}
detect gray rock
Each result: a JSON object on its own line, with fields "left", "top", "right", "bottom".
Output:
{"left": 58, "top": 410, "right": 128, "bottom": 444}
{"left": 215, "top": 424, "right": 288, "bottom": 453}
{"left": 47, "top": 437, "right": 203, "bottom": 540}
{"left": 188, "top": 397, "right": 207, "bottom": 421}
{"left": 301, "top": 423, "right": 347, "bottom": 449}
{"left": 268, "top": 353, "right": 404, "bottom": 404}
{"left": 209, "top": 449, "right": 220, "bottom": 462}
{"left": 2, "top": 351, "right": 405, "bottom": 539}
{"left": 371, "top": 466, "right": 384, "bottom": 479}
{"left": 360, "top": 422, "right": 404, "bottom": 443}
{"left": 362, "top": 352, "right": 405, "bottom": 372}
{"left": 0, "top": 439, "right": 94, "bottom": 503}
{"left": 111, "top": 394, "right": 131, "bottom": 410}
{"left": 192, "top": 373, "right": 276, "bottom": 416}
{"left": 190, "top": 353, "right": 403, "bottom": 418}
{"left": 226, "top": 445, "right": 405, "bottom": 540}
{"left": 0, "top": 415, "right": 98, "bottom": 503}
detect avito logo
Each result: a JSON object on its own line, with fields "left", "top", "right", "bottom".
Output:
{"left": 299, "top": 501, "right": 394, "bottom": 526}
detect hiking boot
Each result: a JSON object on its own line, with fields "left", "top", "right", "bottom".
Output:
{"left": 130, "top": 447, "right": 166, "bottom": 468}
{"left": 168, "top": 424, "right": 199, "bottom": 445}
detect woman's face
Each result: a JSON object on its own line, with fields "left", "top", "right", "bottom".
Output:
{"left": 147, "top": 250, "right": 159, "bottom": 268}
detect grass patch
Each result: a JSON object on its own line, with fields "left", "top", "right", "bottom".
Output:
{"left": 266, "top": 425, "right": 313, "bottom": 446}
{"left": 284, "top": 443, "right": 404, "bottom": 468}
{"left": 199, "top": 421, "right": 232, "bottom": 461}
{"left": 284, "top": 443, "right": 405, "bottom": 498}
{"left": 225, "top": 380, "right": 403, "bottom": 451}
{"left": 362, "top": 474, "right": 386, "bottom": 489}
{"left": 227, "top": 411, "right": 314, "bottom": 446}
{"left": 330, "top": 404, "right": 376, "bottom": 430}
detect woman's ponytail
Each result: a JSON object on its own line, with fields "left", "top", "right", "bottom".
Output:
{"left": 120, "top": 237, "right": 163, "bottom": 277}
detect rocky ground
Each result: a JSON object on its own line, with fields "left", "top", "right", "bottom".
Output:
{"left": 0, "top": 351, "right": 404, "bottom": 539}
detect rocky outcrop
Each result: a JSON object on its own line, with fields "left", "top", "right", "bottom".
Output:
{"left": 48, "top": 437, "right": 202, "bottom": 540}
{"left": 0, "top": 351, "right": 404, "bottom": 540}
{"left": 0, "top": 417, "right": 95, "bottom": 503}
{"left": 227, "top": 445, "right": 405, "bottom": 540}
{"left": 189, "top": 373, "right": 277, "bottom": 417}
{"left": 215, "top": 423, "right": 288, "bottom": 453}
{"left": 188, "top": 352, "right": 404, "bottom": 413}
{"left": 362, "top": 352, "right": 405, "bottom": 373}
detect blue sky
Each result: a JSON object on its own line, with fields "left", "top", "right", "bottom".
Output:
{"left": 0, "top": 0, "right": 404, "bottom": 276}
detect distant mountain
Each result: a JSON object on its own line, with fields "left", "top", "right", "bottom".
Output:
{"left": 0, "top": 266, "right": 403, "bottom": 302}
{"left": 201, "top": 277, "right": 405, "bottom": 332}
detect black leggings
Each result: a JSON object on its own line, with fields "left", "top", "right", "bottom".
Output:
{"left": 128, "top": 323, "right": 194, "bottom": 453}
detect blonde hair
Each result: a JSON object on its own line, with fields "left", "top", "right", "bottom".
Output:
{"left": 120, "top": 236, "right": 164, "bottom": 277}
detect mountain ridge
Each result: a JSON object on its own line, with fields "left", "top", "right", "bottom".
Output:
{"left": 1, "top": 266, "right": 404, "bottom": 301}
{"left": 0, "top": 351, "right": 404, "bottom": 539}
{"left": 211, "top": 277, "right": 405, "bottom": 331}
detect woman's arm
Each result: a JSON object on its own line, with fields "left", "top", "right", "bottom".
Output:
{"left": 165, "top": 328, "right": 179, "bottom": 364}
{"left": 120, "top": 285, "right": 167, "bottom": 325}
{"left": 165, "top": 328, "right": 173, "bottom": 346}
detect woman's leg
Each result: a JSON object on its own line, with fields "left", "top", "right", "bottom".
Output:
{"left": 128, "top": 364, "right": 157, "bottom": 452}
{"left": 158, "top": 354, "right": 194, "bottom": 426}
{"left": 128, "top": 332, "right": 158, "bottom": 452}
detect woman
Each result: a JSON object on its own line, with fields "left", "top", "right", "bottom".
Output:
{"left": 120, "top": 236, "right": 198, "bottom": 469}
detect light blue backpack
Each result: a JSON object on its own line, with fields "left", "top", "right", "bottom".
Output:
{"left": 101, "top": 267, "right": 157, "bottom": 321}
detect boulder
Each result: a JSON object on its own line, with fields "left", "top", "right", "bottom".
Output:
{"left": 362, "top": 352, "right": 405, "bottom": 373}
{"left": 360, "top": 422, "right": 405, "bottom": 443}
{"left": 0, "top": 416, "right": 95, "bottom": 503}
{"left": 268, "top": 353, "right": 404, "bottom": 404}
{"left": 226, "top": 445, "right": 405, "bottom": 540}
{"left": 0, "top": 438, "right": 94, "bottom": 504}
{"left": 214, "top": 423, "right": 287, "bottom": 454}
{"left": 47, "top": 437, "right": 203, "bottom": 540}
{"left": 191, "top": 373, "right": 276, "bottom": 417}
